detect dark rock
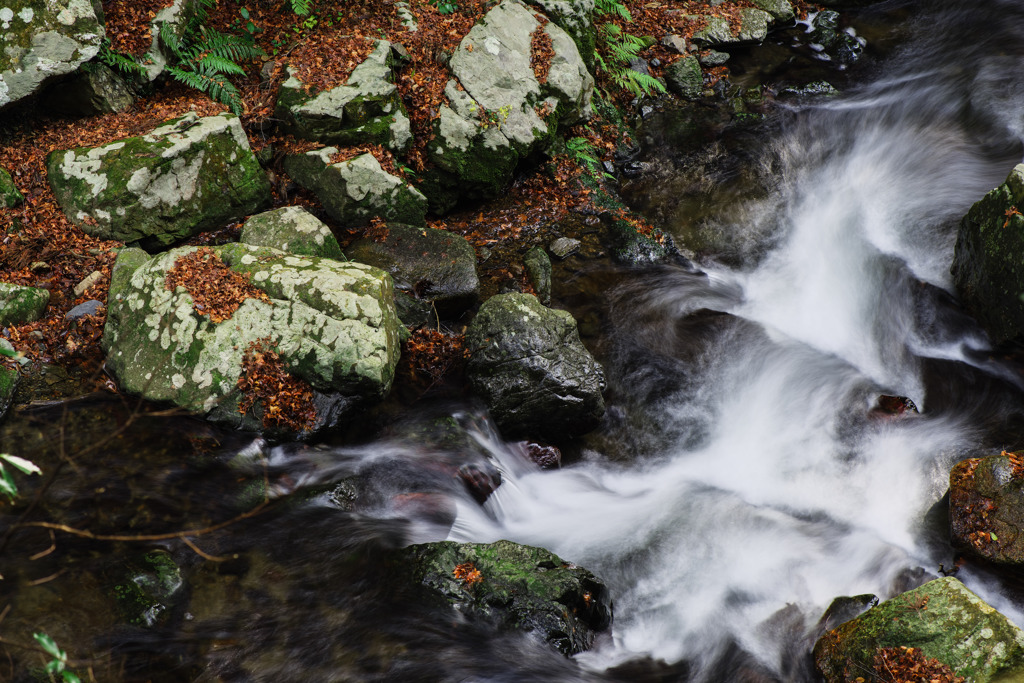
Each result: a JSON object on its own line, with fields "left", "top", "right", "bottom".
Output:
{"left": 698, "top": 49, "right": 730, "bottom": 67}
{"left": 665, "top": 55, "right": 703, "bottom": 99}
{"left": 815, "top": 594, "right": 878, "bottom": 635}
{"left": 457, "top": 462, "right": 501, "bottom": 503}
{"left": 523, "top": 441, "right": 561, "bottom": 469}
{"left": 466, "top": 293, "right": 605, "bottom": 440}
{"left": 950, "top": 451, "right": 1024, "bottom": 565}
{"left": 345, "top": 222, "right": 480, "bottom": 318}
{"left": 868, "top": 394, "right": 918, "bottom": 420}
{"left": 810, "top": 10, "right": 864, "bottom": 66}
{"left": 65, "top": 299, "right": 104, "bottom": 321}
{"left": 108, "top": 550, "right": 184, "bottom": 628}
{"left": 0, "top": 364, "right": 18, "bottom": 419}
{"left": 778, "top": 81, "right": 839, "bottom": 99}
{"left": 41, "top": 62, "right": 136, "bottom": 115}
{"left": 523, "top": 246, "right": 552, "bottom": 305}
{"left": 392, "top": 539, "right": 612, "bottom": 655}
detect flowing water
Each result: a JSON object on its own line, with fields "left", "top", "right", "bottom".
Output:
{"left": 6, "top": 1, "right": 1024, "bottom": 680}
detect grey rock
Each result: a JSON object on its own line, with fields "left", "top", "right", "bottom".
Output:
{"left": 345, "top": 222, "right": 479, "bottom": 317}
{"left": 665, "top": 55, "right": 703, "bottom": 99}
{"left": 466, "top": 292, "right": 605, "bottom": 439}
{"left": 523, "top": 246, "right": 552, "bottom": 305}
{"left": 65, "top": 299, "right": 103, "bottom": 320}
{"left": 523, "top": 0, "right": 596, "bottom": 67}
{"left": 690, "top": 8, "right": 773, "bottom": 47}
{"left": 240, "top": 206, "right": 343, "bottom": 260}
{"left": 751, "top": 0, "right": 795, "bottom": 22}
{"left": 46, "top": 113, "right": 272, "bottom": 249}
{"left": 698, "top": 49, "right": 730, "bottom": 67}
{"left": 660, "top": 34, "right": 688, "bottom": 54}
{"left": 0, "top": 166, "right": 22, "bottom": 207}
{"left": 0, "top": 0, "right": 105, "bottom": 111}
{"left": 0, "top": 282, "right": 49, "bottom": 326}
{"left": 549, "top": 236, "right": 581, "bottom": 259}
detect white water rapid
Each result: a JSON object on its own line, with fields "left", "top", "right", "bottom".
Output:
{"left": 446, "top": 1, "right": 1024, "bottom": 679}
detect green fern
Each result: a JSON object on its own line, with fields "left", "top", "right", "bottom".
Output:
{"left": 595, "top": 21, "right": 665, "bottom": 98}
{"left": 594, "top": 0, "right": 631, "bottom": 21}
{"left": 290, "top": 0, "right": 312, "bottom": 15}
{"left": 97, "top": 39, "right": 148, "bottom": 79}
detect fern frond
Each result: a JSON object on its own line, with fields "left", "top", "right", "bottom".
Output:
{"left": 197, "top": 54, "right": 247, "bottom": 76}
{"left": 98, "top": 42, "right": 148, "bottom": 77}
{"left": 199, "top": 28, "right": 265, "bottom": 61}
{"left": 290, "top": 0, "right": 312, "bottom": 15}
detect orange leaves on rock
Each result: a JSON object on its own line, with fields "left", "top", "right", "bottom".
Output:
{"left": 453, "top": 562, "right": 483, "bottom": 586}
{"left": 165, "top": 247, "right": 268, "bottom": 323}
{"left": 869, "top": 646, "right": 965, "bottom": 683}
{"left": 101, "top": 0, "right": 172, "bottom": 57}
{"left": 237, "top": 339, "right": 317, "bottom": 432}
{"left": 399, "top": 327, "right": 468, "bottom": 392}
{"left": 1003, "top": 206, "right": 1021, "bottom": 228}
{"left": 530, "top": 16, "right": 554, "bottom": 85}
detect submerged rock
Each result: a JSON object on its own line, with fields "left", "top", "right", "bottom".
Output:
{"left": 240, "top": 206, "right": 344, "bottom": 260}
{"left": 102, "top": 244, "right": 402, "bottom": 436}
{"left": 46, "top": 112, "right": 272, "bottom": 249}
{"left": 344, "top": 222, "right": 479, "bottom": 318}
{"left": 393, "top": 539, "right": 612, "bottom": 655}
{"left": 466, "top": 293, "right": 605, "bottom": 440}
{"left": 284, "top": 148, "right": 427, "bottom": 228}
{"left": 275, "top": 39, "right": 412, "bottom": 153}
{"left": 0, "top": 0, "right": 104, "bottom": 111}
{"left": 0, "top": 282, "right": 49, "bottom": 326}
{"left": 108, "top": 550, "right": 185, "bottom": 628}
{"left": 950, "top": 452, "right": 1024, "bottom": 565}
{"left": 952, "top": 163, "right": 1024, "bottom": 345}
{"left": 814, "top": 577, "right": 1024, "bottom": 682}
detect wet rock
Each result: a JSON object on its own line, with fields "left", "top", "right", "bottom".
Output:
{"left": 0, "top": 364, "right": 18, "bottom": 419}
{"left": 810, "top": 10, "right": 864, "bottom": 66}
{"left": 698, "top": 49, "right": 730, "bottom": 67}
{"left": 41, "top": 62, "right": 135, "bottom": 115}
{"left": 0, "top": 0, "right": 104, "bottom": 111}
{"left": 284, "top": 147, "right": 428, "bottom": 228}
{"left": 813, "top": 577, "right": 1024, "bottom": 682}
{"left": 950, "top": 451, "right": 1024, "bottom": 565}
{"left": 46, "top": 112, "right": 272, "bottom": 249}
{"left": 815, "top": 594, "right": 878, "bottom": 634}
{"left": 102, "top": 244, "right": 402, "bottom": 436}
{"left": 392, "top": 539, "right": 612, "bottom": 655}
{"left": 240, "top": 206, "right": 343, "bottom": 260}
{"left": 868, "top": 394, "right": 918, "bottom": 420}
{"left": 64, "top": 299, "right": 103, "bottom": 320}
{"left": 952, "top": 163, "right": 1024, "bottom": 345}
{"left": 778, "top": 80, "right": 839, "bottom": 99}
{"left": 523, "top": 441, "right": 561, "bottom": 468}
{"left": 457, "top": 462, "right": 501, "bottom": 503}
{"left": 345, "top": 222, "right": 479, "bottom": 318}
{"left": 665, "top": 55, "right": 703, "bottom": 99}
{"left": 108, "top": 550, "right": 184, "bottom": 628}
{"left": 275, "top": 40, "right": 412, "bottom": 153}
{"left": 419, "top": 0, "right": 593, "bottom": 212}
{"left": 549, "top": 236, "right": 581, "bottom": 259}
{"left": 0, "top": 282, "right": 49, "bottom": 326}
{"left": 466, "top": 293, "right": 605, "bottom": 440}
{"left": 0, "top": 166, "right": 23, "bottom": 207}
{"left": 524, "top": 246, "right": 552, "bottom": 305}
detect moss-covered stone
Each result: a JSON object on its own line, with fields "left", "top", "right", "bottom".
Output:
{"left": 284, "top": 148, "right": 427, "bottom": 228}
{"left": 102, "top": 244, "right": 402, "bottom": 435}
{"left": 814, "top": 577, "right": 1024, "bottom": 682}
{"left": 952, "top": 164, "right": 1024, "bottom": 345}
{"left": 0, "top": 0, "right": 104, "bottom": 110}
{"left": 0, "top": 364, "right": 19, "bottom": 419}
{"left": 240, "top": 206, "right": 343, "bottom": 259}
{"left": 392, "top": 539, "right": 612, "bottom": 656}
{"left": 524, "top": 246, "right": 552, "bottom": 305}
{"left": 109, "top": 550, "right": 184, "bottom": 628}
{"left": 0, "top": 166, "right": 23, "bottom": 207}
{"left": 46, "top": 112, "right": 272, "bottom": 249}
{"left": 664, "top": 55, "right": 703, "bottom": 99}
{"left": 0, "top": 281, "right": 49, "bottom": 326}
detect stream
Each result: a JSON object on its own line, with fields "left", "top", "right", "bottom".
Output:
{"left": 6, "top": 0, "right": 1024, "bottom": 680}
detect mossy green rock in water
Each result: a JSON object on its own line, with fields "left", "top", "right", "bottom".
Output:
{"left": 466, "top": 292, "right": 605, "bottom": 439}
{"left": 0, "top": 0, "right": 104, "bottom": 111}
{"left": 814, "top": 577, "right": 1024, "bottom": 682}
{"left": 952, "top": 163, "right": 1024, "bottom": 345}
{"left": 0, "top": 281, "right": 49, "bottom": 325}
{"left": 284, "top": 148, "right": 428, "bottom": 228}
{"left": 46, "top": 112, "right": 272, "bottom": 249}
{"left": 240, "top": 206, "right": 344, "bottom": 260}
{"left": 110, "top": 550, "right": 184, "bottom": 628}
{"left": 395, "top": 539, "right": 612, "bottom": 656}
{"left": 275, "top": 39, "right": 412, "bottom": 154}
{"left": 0, "top": 365, "right": 18, "bottom": 419}
{"left": 102, "top": 244, "right": 402, "bottom": 435}
{"left": 0, "top": 166, "right": 23, "bottom": 207}
{"left": 950, "top": 453, "right": 1024, "bottom": 566}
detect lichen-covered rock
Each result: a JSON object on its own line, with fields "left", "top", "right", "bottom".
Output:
{"left": 345, "top": 222, "right": 479, "bottom": 318}
{"left": 0, "top": 166, "right": 23, "bottom": 207}
{"left": 101, "top": 244, "right": 402, "bottom": 435}
{"left": 40, "top": 61, "right": 135, "bottom": 115}
{"left": 421, "top": 0, "right": 594, "bottom": 212}
{"left": 392, "top": 539, "right": 612, "bottom": 656}
{"left": 284, "top": 148, "right": 427, "bottom": 228}
{"left": 950, "top": 452, "right": 1024, "bottom": 565}
{"left": 466, "top": 292, "right": 605, "bottom": 439}
{"left": 813, "top": 577, "right": 1024, "bottom": 682}
{"left": 240, "top": 206, "right": 343, "bottom": 260}
{"left": 952, "top": 164, "right": 1024, "bottom": 345}
{"left": 0, "top": 281, "right": 49, "bottom": 325}
{"left": 751, "top": 0, "right": 795, "bottom": 22}
{"left": 141, "top": 0, "right": 190, "bottom": 82}
{"left": 0, "top": 0, "right": 104, "bottom": 111}
{"left": 275, "top": 39, "right": 412, "bottom": 153}
{"left": 665, "top": 55, "right": 702, "bottom": 99}
{"left": 689, "top": 9, "right": 773, "bottom": 47}
{"left": 46, "top": 112, "right": 272, "bottom": 249}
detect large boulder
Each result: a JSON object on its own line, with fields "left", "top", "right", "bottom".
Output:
{"left": 275, "top": 39, "right": 412, "bottom": 153}
{"left": 952, "top": 163, "right": 1024, "bottom": 345}
{"left": 46, "top": 112, "right": 272, "bottom": 250}
{"left": 102, "top": 244, "right": 402, "bottom": 435}
{"left": 0, "top": 0, "right": 104, "bottom": 111}
{"left": 239, "top": 206, "right": 343, "bottom": 260}
{"left": 0, "top": 282, "right": 49, "bottom": 326}
{"left": 465, "top": 292, "right": 605, "bottom": 440}
{"left": 814, "top": 577, "right": 1024, "bottom": 682}
{"left": 284, "top": 148, "right": 428, "bottom": 228}
{"left": 344, "top": 222, "right": 479, "bottom": 318}
{"left": 392, "top": 539, "right": 612, "bottom": 656}
{"left": 950, "top": 452, "right": 1024, "bottom": 565}
{"left": 420, "top": 0, "right": 594, "bottom": 212}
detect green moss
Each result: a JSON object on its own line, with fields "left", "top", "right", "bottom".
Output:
{"left": 0, "top": 166, "right": 22, "bottom": 207}
{"left": 0, "top": 282, "right": 49, "bottom": 326}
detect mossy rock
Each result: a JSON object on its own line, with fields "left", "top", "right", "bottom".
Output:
{"left": 0, "top": 281, "right": 49, "bottom": 326}
{"left": 0, "top": 166, "right": 23, "bottom": 207}
{"left": 950, "top": 453, "right": 1024, "bottom": 565}
{"left": 392, "top": 539, "right": 612, "bottom": 656}
{"left": 0, "top": 365, "right": 19, "bottom": 419}
{"left": 109, "top": 550, "right": 184, "bottom": 628}
{"left": 813, "top": 577, "right": 1024, "bottom": 682}
{"left": 240, "top": 206, "right": 344, "bottom": 259}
